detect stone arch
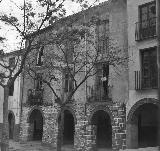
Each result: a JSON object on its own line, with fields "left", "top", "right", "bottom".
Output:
{"left": 88, "top": 105, "right": 113, "bottom": 149}
{"left": 127, "top": 98, "right": 159, "bottom": 123}
{"left": 27, "top": 106, "right": 45, "bottom": 124}
{"left": 27, "top": 107, "right": 44, "bottom": 141}
{"left": 8, "top": 110, "right": 15, "bottom": 139}
{"left": 57, "top": 106, "right": 77, "bottom": 124}
{"left": 127, "top": 98, "right": 159, "bottom": 149}
{"left": 57, "top": 106, "right": 76, "bottom": 150}
{"left": 88, "top": 105, "right": 113, "bottom": 125}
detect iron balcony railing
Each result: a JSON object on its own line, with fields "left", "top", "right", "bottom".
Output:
{"left": 87, "top": 84, "right": 111, "bottom": 102}
{"left": 135, "top": 71, "right": 158, "bottom": 90}
{"left": 135, "top": 17, "right": 156, "bottom": 41}
{"left": 27, "top": 89, "right": 44, "bottom": 105}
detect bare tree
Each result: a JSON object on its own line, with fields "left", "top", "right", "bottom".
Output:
{"left": 24, "top": 14, "right": 127, "bottom": 148}
{"left": 0, "top": 0, "right": 71, "bottom": 150}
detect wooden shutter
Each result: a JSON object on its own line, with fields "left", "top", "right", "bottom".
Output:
{"left": 142, "top": 50, "right": 150, "bottom": 88}
{"left": 9, "top": 82, "right": 14, "bottom": 96}
{"left": 150, "top": 48, "right": 157, "bottom": 88}
{"left": 64, "top": 73, "right": 69, "bottom": 92}
{"left": 102, "top": 63, "right": 109, "bottom": 96}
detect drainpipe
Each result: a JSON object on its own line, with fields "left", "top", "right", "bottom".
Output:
{"left": 156, "top": 0, "right": 160, "bottom": 147}
{"left": 19, "top": 72, "right": 24, "bottom": 141}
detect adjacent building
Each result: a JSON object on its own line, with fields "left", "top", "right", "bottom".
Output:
{"left": 0, "top": 50, "right": 22, "bottom": 141}
{"left": 127, "top": 0, "right": 159, "bottom": 149}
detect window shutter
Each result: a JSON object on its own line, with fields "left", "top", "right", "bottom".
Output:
{"left": 35, "top": 73, "right": 43, "bottom": 90}
{"left": 9, "top": 57, "right": 15, "bottom": 68}
{"left": 102, "top": 63, "right": 109, "bottom": 95}
{"left": 150, "top": 49, "right": 158, "bottom": 88}
{"left": 37, "top": 46, "right": 44, "bottom": 66}
{"left": 141, "top": 47, "right": 157, "bottom": 89}
{"left": 142, "top": 51, "right": 150, "bottom": 88}
{"left": 64, "top": 74, "right": 69, "bottom": 92}
{"left": 9, "top": 82, "right": 14, "bottom": 96}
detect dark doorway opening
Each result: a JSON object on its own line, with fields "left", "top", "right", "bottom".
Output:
{"left": 8, "top": 112, "right": 15, "bottom": 139}
{"left": 137, "top": 103, "right": 158, "bottom": 148}
{"left": 91, "top": 110, "right": 112, "bottom": 149}
{"left": 29, "top": 109, "right": 43, "bottom": 141}
{"left": 63, "top": 110, "right": 75, "bottom": 145}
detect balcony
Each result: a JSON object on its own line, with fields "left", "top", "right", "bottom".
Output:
{"left": 135, "top": 71, "right": 158, "bottom": 90}
{"left": 27, "top": 89, "right": 44, "bottom": 105}
{"left": 87, "top": 85, "right": 111, "bottom": 102}
{"left": 135, "top": 17, "right": 156, "bottom": 41}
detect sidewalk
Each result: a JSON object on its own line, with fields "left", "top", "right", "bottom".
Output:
{"left": 8, "top": 140, "right": 75, "bottom": 151}
{"left": 9, "top": 140, "right": 54, "bottom": 151}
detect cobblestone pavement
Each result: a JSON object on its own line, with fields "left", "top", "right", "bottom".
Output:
{"left": 9, "top": 140, "right": 75, "bottom": 151}
{"left": 6, "top": 141, "right": 158, "bottom": 151}
{"left": 9, "top": 141, "right": 53, "bottom": 151}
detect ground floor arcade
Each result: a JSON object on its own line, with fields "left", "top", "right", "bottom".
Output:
{"left": 19, "top": 102, "right": 126, "bottom": 151}
{"left": 127, "top": 98, "right": 159, "bottom": 149}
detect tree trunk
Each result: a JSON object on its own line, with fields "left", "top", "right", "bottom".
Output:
{"left": 57, "top": 107, "right": 64, "bottom": 151}
{"left": 1, "top": 86, "right": 9, "bottom": 151}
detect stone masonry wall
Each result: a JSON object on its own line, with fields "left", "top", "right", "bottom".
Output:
{"left": 20, "top": 102, "right": 126, "bottom": 151}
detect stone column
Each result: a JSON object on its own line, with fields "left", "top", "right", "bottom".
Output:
{"left": 74, "top": 120, "right": 88, "bottom": 151}
{"left": 126, "top": 123, "right": 138, "bottom": 149}
{"left": 85, "top": 125, "right": 97, "bottom": 151}
{"left": 19, "top": 122, "right": 30, "bottom": 142}
{"left": 112, "top": 103, "right": 126, "bottom": 151}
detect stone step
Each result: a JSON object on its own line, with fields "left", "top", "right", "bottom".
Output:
{"left": 120, "top": 147, "right": 159, "bottom": 151}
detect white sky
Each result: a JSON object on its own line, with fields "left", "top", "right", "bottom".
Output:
{"left": 0, "top": 0, "right": 107, "bottom": 52}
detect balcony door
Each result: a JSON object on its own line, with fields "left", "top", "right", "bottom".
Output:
{"left": 139, "top": 1, "right": 156, "bottom": 39}
{"left": 141, "top": 47, "right": 157, "bottom": 89}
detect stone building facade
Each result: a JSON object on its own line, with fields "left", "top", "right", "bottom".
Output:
{"left": 19, "top": 0, "right": 128, "bottom": 151}
{"left": 127, "top": 0, "right": 159, "bottom": 149}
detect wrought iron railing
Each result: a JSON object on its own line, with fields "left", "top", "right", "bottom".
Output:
{"left": 135, "top": 17, "right": 156, "bottom": 41}
{"left": 87, "top": 85, "right": 111, "bottom": 102}
{"left": 27, "top": 89, "right": 43, "bottom": 105}
{"left": 135, "top": 71, "right": 142, "bottom": 90}
{"left": 135, "top": 70, "right": 158, "bottom": 90}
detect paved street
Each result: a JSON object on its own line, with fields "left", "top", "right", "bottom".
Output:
{"left": 8, "top": 140, "right": 113, "bottom": 151}
{"left": 5, "top": 140, "right": 158, "bottom": 151}
{"left": 9, "top": 141, "right": 53, "bottom": 151}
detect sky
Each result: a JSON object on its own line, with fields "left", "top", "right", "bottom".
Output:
{"left": 0, "top": 0, "right": 107, "bottom": 52}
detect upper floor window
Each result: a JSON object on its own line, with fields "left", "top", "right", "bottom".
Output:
{"left": 96, "top": 62, "right": 109, "bottom": 98}
{"left": 64, "top": 71, "right": 74, "bottom": 93}
{"left": 96, "top": 20, "right": 109, "bottom": 54}
{"left": 9, "top": 82, "right": 14, "bottom": 96}
{"left": 65, "top": 43, "right": 74, "bottom": 64}
{"left": 37, "top": 46, "right": 44, "bottom": 66}
{"left": 35, "top": 73, "right": 43, "bottom": 90}
{"left": 9, "top": 57, "right": 15, "bottom": 68}
{"left": 135, "top": 1, "right": 156, "bottom": 41}
{"left": 141, "top": 47, "right": 157, "bottom": 89}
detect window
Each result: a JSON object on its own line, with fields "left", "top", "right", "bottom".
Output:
{"left": 9, "top": 57, "right": 15, "bottom": 68}
{"left": 139, "top": 1, "right": 156, "bottom": 39}
{"left": 65, "top": 43, "right": 74, "bottom": 64}
{"left": 96, "top": 20, "right": 109, "bottom": 54}
{"left": 35, "top": 73, "right": 43, "bottom": 90}
{"left": 141, "top": 47, "right": 157, "bottom": 89}
{"left": 64, "top": 73, "right": 74, "bottom": 93}
{"left": 9, "top": 82, "right": 14, "bottom": 96}
{"left": 37, "top": 46, "right": 44, "bottom": 66}
{"left": 96, "top": 62, "right": 109, "bottom": 97}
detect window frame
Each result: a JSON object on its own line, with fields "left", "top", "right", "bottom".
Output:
{"left": 9, "top": 57, "right": 15, "bottom": 68}
{"left": 9, "top": 82, "right": 14, "bottom": 96}
{"left": 95, "top": 61, "right": 109, "bottom": 97}
{"left": 140, "top": 46, "right": 158, "bottom": 89}
{"left": 36, "top": 46, "right": 44, "bottom": 66}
